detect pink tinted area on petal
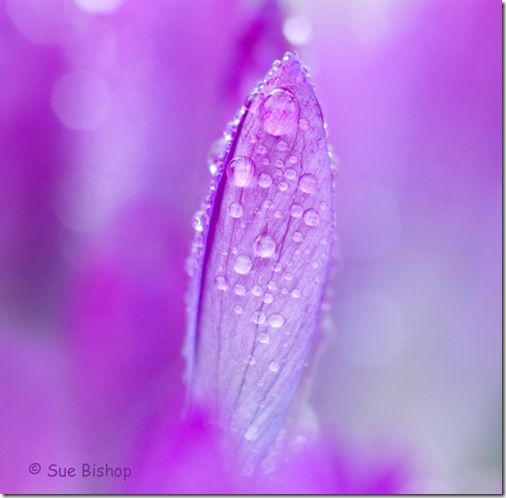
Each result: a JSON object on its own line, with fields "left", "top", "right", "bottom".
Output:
{"left": 186, "top": 53, "right": 335, "bottom": 474}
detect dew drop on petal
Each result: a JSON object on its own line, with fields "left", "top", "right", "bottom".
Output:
{"left": 263, "top": 292, "right": 274, "bottom": 304}
{"left": 278, "top": 181, "right": 288, "bottom": 192}
{"left": 227, "top": 157, "right": 255, "bottom": 187}
{"left": 268, "top": 313, "right": 285, "bottom": 328}
{"left": 234, "top": 283, "right": 246, "bottom": 296}
{"left": 252, "top": 311, "right": 266, "bottom": 325}
{"left": 277, "top": 140, "right": 289, "bottom": 152}
{"left": 285, "top": 168, "right": 296, "bottom": 180}
{"left": 245, "top": 355, "right": 257, "bottom": 365}
{"left": 268, "top": 361, "right": 280, "bottom": 373}
{"left": 304, "top": 208, "right": 320, "bottom": 227}
{"left": 291, "top": 288, "right": 301, "bottom": 299}
{"left": 192, "top": 211, "right": 205, "bottom": 232}
{"left": 258, "top": 172, "right": 273, "bottom": 188}
{"left": 290, "top": 203, "right": 303, "bottom": 218}
{"left": 258, "top": 332, "right": 271, "bottom": 344}
{"left": 299, "top": 174, "right": 317, "bottom": 194}
{"left": 256, "top": 144, "right": 267, "bottom": 155}
{"left": 234, "top": 255, "right": 252, "bottom": 274}
{"left": 261, "top": 89, "right": 298, "bottom": 136}
{"left": 244, "top": 425, "right": 259, "bottom": 441}
{"left": 251, "top": 284, "right": 262, "bottom": 296}
{"left": 228, "top": 201, "right": 243, "bottom": 218}
{"left": 253, "top": 234, "right": 276, "bottom": 258}
{"left": 288, "top": 155, "right": 298, "bottom": 165}
{"left": 299, "top": 118, "right": 309, "bottom": 130}
{"left": 215, "top": 275, "right": 228, "bottom": 291}
{"left": 293, "top": 231, "right": 304, "bottom": 242}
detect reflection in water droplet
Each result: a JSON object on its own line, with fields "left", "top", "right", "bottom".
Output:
{"left": 268, "top": 313, "right": 285, "bottom": 328}
{"left": 299, "top": 174, "right": 317, "bottom": 194}
{"left": 290, "top": 203, "right": 303, "bottom": 218}
{"left": 215, "top": 275, "right": 228, "bottom": 291}
{"left": 258, "top": 172, "right": 273, "bottom": 188}
{"left": 261, "top": 89, "right": 298, "bottom": 136}
{"left": 304, "top": 209, "right": 320, "bottom": 227}
{"left": 254, "top": 234, "right": 276, "bottom": 258}
{"left": 227, "top": 157, "right": 255, "bottom": 187}
{"left": 234, "top": 255, "right": 252, "bottom": 274}
{"left": 228, "top": 201, "right": 243, "bottom": 218}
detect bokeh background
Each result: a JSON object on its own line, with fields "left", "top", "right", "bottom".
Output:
{"left": 0, "top": 0, "right": 501, "bottom": 493}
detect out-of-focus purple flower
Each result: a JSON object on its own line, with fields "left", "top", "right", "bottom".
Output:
{"left": 186, "top": 52, "right": 336, "bottom": 474}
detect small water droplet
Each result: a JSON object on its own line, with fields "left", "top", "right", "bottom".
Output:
{"left": 281, "top": 288, "right": 289, "bottom": 295}
{"left": 258, "top": 172, "right": 273, "bottom": 188}
{"left": 293, "top": 231, "right": 304, "bottom": 242}
{"left": 274, "top": 210, "right": 282, "bottom": 219}
{"left": 245, "top": 354, "right": 256, "bottom": 365}
{"left": 283, "top": 273, "right": 294, "bottom": 281}
{"left": 268, "top": 313, "right": 285, "bottom": 328}
{"left": 227, "top": 157, "right": 255, "bottom": 187}
{"left": 261, "top": 89, "right": 298, "bottom": 136}
{"left": 278, "top": 181, "right": 288, "bottom": 192}
{"left": 277, "top": 140, "right": 289, "bottom": 151}
{"left": 288, "top": 155, "right": 298, "bottom": 165}
{"left": 312, "top": 261, "right": 320, "bottom": 270}
{"left": 252, "top": 311, "right": 266, "bottom": 324}
{"left": 268, "top": 361, "right": 280, "bottom": 373}
{"left": 234, "top": 255, "right": 252, "bottom": 274}
{"left": 234, "top": 283, "right": 246, "bottom": 296}
{"left": 291, "top": 288, "right": 301, "bottom": 298}
{"left": 258, "top": 332, "right": 271, "bottom": 344}
{"left": 320, "top": 201, "right": 328, "bottom": 210}
{"left": 285, "top": 168, "right": 296, "bottom": 180}
{"left": 253, "top": 234, "right": 276, "bottom": 258}
{"left": 290, "top": 203, "right": 303, "bottom": 218}
{"left": 267, "top": 280, "right": 278, "bottom": 292}
{"left": 263, "top": 292, "right": 274, "bottom": 304}
{"left": 299, "top": 174, "right": 317, "bottom": 194}
{"left": 215, "top": 275, "right": 228, "bottom": 291}
{"left": 192, "top": 211, "right": 205, "bottom": 232}
{"left": 304, "top": 209, "right": 320, "bottom": 227}
{"left": 299, "top": 118, "right": 309, "bottom": 130}
{"left": 228, "top": 201, "right": 243, "bottom": 218}
{"left": 275, "top": 159, "right": 284, "bottom": 168}
{"left": 256, "top": 144, "right": 267, "bottom": 155}
{"left": 251, "top": 284, "right": 262, "bottom": 296}
{"left": 273, "top": 262, "right": 282, "bottom": 272}
{"left": 261, "top": 158, "right": 270, "bottom": 166}
{"left": 234, "top": 305, "right": 244, "bottom": 314}
{"left": 262, "top": 199, "right": 274, "bottom": 210}
{"left": 244, "top": 425, "right": 259, "bottom": 441}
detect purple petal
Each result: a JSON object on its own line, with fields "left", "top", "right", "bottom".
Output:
{"left": 186, "top": 52, "right": 335, "bottom": 474}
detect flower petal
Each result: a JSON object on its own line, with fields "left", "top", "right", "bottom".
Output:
{"left": 186, "top": 52, "right": 335, "bottom": 474}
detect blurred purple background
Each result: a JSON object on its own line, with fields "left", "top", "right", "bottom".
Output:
{"left": 0, "top": 0, "right": 501, "bottom": 493}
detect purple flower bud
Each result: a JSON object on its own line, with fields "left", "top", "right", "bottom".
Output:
{"left": 185, "top": 52, "right": 335, "bottom": 475}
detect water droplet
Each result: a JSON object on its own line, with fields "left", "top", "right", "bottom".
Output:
{"left": 320, "top": 201, "right": 328, "bottom": 210}
{"left": 244, "top": 425, "right": 259, "bottom": 441}
{"left": 234, "top": 305, "right": 244, "bottom": 314}
{"left": 277, "top": 140, "right": 289, "bottom": 151}
{"left": 285, "top": 168, "right": 296, "bottom": 180}
{"left": 299, "top": 118, "right": 309, "bottom": 130}
{"left": 251, "top": 284, "right": 262, "bottom": 296}
{"left": 263, "top": 293, "right": 274, "bottom": 304}
{"left": 227, "top": 157, "right": 255, "bottom": 187}
{"left": 208, "top": 137, "right": 228, "bottom": 176}
{"left": 252, "top": 311, "right": 266, "bottom": 324}
{"left": 192, "top": 211, "right": 205, "bottom": 232}
{"left": 273, "top": 263, "right": 282, "bottom": 272}
{"left": 299, "top": 174, "right": 317, "bottom": 194}
{"left": 304, "top": 209, "right": 320, "bottom": 227}
{"left": 312, "top": 261, "right": 320, "bottom": 270}
{"left": 261, "top": 158, "right": 270, "bottom": 166}
{"left": 274, "top": 210, "right": 282, "bottom": 219}
{"left": 278, "top": 181, "right": 288, "bottom": 192}
{"left": 253, "top": 234, "right": 276, "bottom": 258}
{"left": 245, "top": 355, "right": 256, "bottom": 365}
{"left": 275, "top": 159, "right": 284, "bottom": 168}
{"left": 261, "top": 89, "right": 298, "bottom": 136}
{"left": 293, "top": 231, "right": 304, "bottom": 242}
{"left": 291, "top": 288, "right": 301, "bottom": 299}
{"left": 290, "top": 203, "right": 303, "bottom": 218}
{"left": 262, "top": 199, "right": 274, "bottom": 210}
{"left": 234, "top": 283, "right": 246, "bottom": 296}
{"left": 256, "top": 144, "right": 267, "bottom": 155}
{"left": 228, "top": 201, "right": 243, "bottom": 218}
{"left": 268, "top": 361, "right": 280, "bottom": 373}
{"left": 258, "top": 332, "right": 271, "bottom": 344}
{"left": 283, "top": 273, "right": 293, "bottom": 281}
{"left": 215, "top": 275, "right": 228, "bottom": 291}
{"left": 234, "top": 255, "right": 252, "bottom": 274}
{"left": 268, "top": 313, "right": 285, "bottom": 328}
{"left": 267, "top": 280, "right": 278, "bottom": 292}
{"left": 258, "top": 172, "right": 273, "bottom": 188}
{"left": 288, "top": 155, "right": 298, "bottom": 165}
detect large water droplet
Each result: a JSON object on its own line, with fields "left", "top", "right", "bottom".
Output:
{"left": 299, "top": 174, "right": 317, "bottom": 194}
{"left": 258, "top": 172, "right": 273, "bottom": 188}
{"left": 261, "top": 89, "right": 299, "bottom": 136}
{"left": 234, "top": 255, "right": 252, "bottom": 274}
{"left": 268, "top": 313, "right": 285, "bottom": 328}
{"left": 228, "top": 201, "right": 243, "bottom": 218}
{"left": 290, "top": 203, "right": 303, "bottom": 218}
{"left": 227, "top": 157, "right": 255, "bottom": 187}
{"left": 254, "top": 234, "right": 276, "bottom": 258}
{"left": 304, "top": 209, "right": 320, "bottom": 227}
